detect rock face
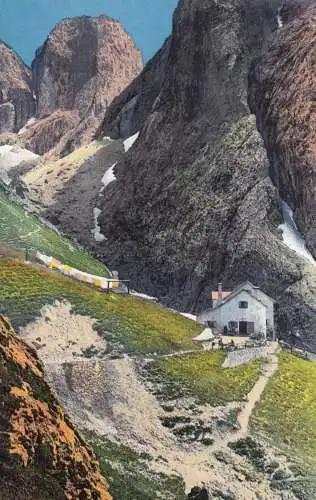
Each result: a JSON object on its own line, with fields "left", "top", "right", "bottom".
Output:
{"left": 95, "top": 0, "right": 316, "bottom": 346}
{"left": 99, "top": 37, "right": 171, "bottom": 139}
{"left": 33, "top": 16, "right": 143, "bottom": 119}
{"left": 0, "top": 16, "right": 143, "bottom": 156}
{"left": 28, "top": 16, "right": 143, "bottom": 155}
{"left": 0, "top": 42, "right": 35, "bottom": 134}
{"left": 249, "top": 2, "right": 316, "bottom": 256}
{"left": 0, "top": 315, "right": 111, "bottom": 499}
{"left": 21, "top": 110, "right": 81, "bottom": 156}
{"left": 278, "top": 0, "right": 313, "bottom": 24}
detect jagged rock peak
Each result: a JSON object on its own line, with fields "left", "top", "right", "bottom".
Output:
{"left": 0, "top": 315, "right": 112, "bottom": 499}
{"left": 0, "top": 41, "right": 35, "bottom": 133}
{"left": 32, "top": 15, "right": 144, "bottom": 119}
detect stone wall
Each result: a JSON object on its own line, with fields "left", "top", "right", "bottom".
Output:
{"left": 222, "top": 346, "right": 269, "bottom": 368}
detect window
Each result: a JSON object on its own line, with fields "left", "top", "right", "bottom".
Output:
{"left": 239, "top": 301, "right": 248, "bottom": 309}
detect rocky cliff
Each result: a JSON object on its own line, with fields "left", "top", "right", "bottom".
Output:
{"left": 99, "top": 36, "right": 171, "bottom": 139}
{"left": 0, "top": 315, "right": 111, "bottom": 499}
{"left": 249, "top": 2, "right": 316, "bottom": 256}
{"left": 0, "top": 42, "right": 35, "bottom": 134}
{"left": 0, "top": 16, "right": 143, "bottom": 156}
{"left": 95, "top": 0, "right": 316, "bottom": 346}
{"left": 28, "top": 15, "right": 143, "bottom": 155}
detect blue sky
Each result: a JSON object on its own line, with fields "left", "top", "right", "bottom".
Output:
{"left": 0, "top": 0, "right": 177, "bottom": 65}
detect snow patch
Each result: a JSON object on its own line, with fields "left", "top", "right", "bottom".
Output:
{"left": 130, "top": 291, "right": 158, "bottom": 302}
{"left": 278, "top": 201, "right": 315, "bottom": 264}
{"left": 123, "top": 131, "right": 140, "bottom": 152}
{"left": 100, "top": 163, "right": 117, "bottom": 193}
{"left": 0, "top": 145, "right": 39, "bottom": 184}
{"left": 18, "top": 117, "right": 36, "bottom": 135}
{"left": 277, "top": 6, "right": 283, "bottom": 27}
{"left": 179, "top": 312, "right": 197, "bottom": 322}
{"left": 92, "top": 207, "right": 106, "bottom": 243}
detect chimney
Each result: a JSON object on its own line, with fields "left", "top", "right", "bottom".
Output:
{"left": 218, "top": 282, "right": 223, "bottom": 303}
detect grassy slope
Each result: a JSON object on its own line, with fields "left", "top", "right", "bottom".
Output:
{"left": 251, "top": 353, "right": 316, "bottom": 465}
{"left": 0, "top": 185, "right": 109, "bottom": 276}
{"left": 23, "top": 142, "right": 102, "bottom": 186}
{"left": 0, "top": 258, "right": 202, "bottom": 355}
{"left": 250, "top": 353, "right": 316, "bottom": 498}
{"left": 146, "top": 351, "right": 262, "bottom": 405}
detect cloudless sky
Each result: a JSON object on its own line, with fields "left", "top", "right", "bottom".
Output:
{"left": 0, "top": 0, "right": 178, "bottom": 65}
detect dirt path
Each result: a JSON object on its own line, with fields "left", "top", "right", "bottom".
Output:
{"left": 216, "top": 343, "right": 279, "bottom": 449}
{"left": 236, "top": 344, "right": 279, "bottom": 437}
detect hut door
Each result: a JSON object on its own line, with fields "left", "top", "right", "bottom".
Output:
{"left": 239, "top": 321, "right": 247, "bottom": 335}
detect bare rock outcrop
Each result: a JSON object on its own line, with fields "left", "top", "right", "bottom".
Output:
{"left": 278, "top": 0, "right": 313, "bottom": 24}
{"left": 0, "top": 42, "right": 35, "bottom": 134}
{"left": 0, "top": 16, "right": 143, "bottom": 156}
{"left": 0, "top": 315, "right": 111, "bottom": 499}
{"left": 249, "top": 2, "right": 316, "bottom": 256}
{"left": 94, "top": 0, "right": 316, "bottom": 347}
{"left": 21, "top": 110, "right": 81, "bottom": 156}
{"left": 99, "top": 36, "right": 171, "bottom": 139}
{"left": 28, "top": 15, "right": 143, "bottom": 155}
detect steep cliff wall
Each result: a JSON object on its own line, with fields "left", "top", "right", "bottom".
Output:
{"left": 0, "top": 42, "right": 35, "bottom": 134}
{"left": 249, "top": 2, "right": 316, "bottom": 256}
{"left": 99, "top": 36, "right": 171, "bottom": 139}
{"left": 33, "top": 16, "right": 143, "bottom": 119}
{"left": 0, "top": 16, "right": 143, "bottom": 156}
{"left": 0, "top": 315, "right": 111, "bottom": 499}
{"left": 97, "top": 0, "right": 285, "bottom": 306}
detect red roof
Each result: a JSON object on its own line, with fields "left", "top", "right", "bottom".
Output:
{"left": 212, "top": 291, "right": 231, "bottom": 301}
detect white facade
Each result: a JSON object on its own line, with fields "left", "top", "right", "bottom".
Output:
{"left": 197, "top": 284, "right": 275, "bottom": 338}
{"left": 233, "top": 282, "right": 275, "bottom": 333}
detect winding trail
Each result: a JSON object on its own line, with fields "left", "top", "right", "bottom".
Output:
{"left": 219, "top": 342, "right": 280, "bottom": 448}
{"left": 237, "top": 343, "right": 279, "bottom": 436}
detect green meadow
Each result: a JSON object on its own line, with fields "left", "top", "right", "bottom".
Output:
{"left": 0, "top": 258, "right": 202, "bottom": 355}
{"left": 145, "top": 351, "right": 262, "bottom": 405}
{"left": 0, "top": 185, "right": 109, "bottom": 276}
{"left": 251, "top": 352, "right": 316, "bottom": 465}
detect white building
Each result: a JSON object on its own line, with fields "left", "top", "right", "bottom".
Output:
{"left": 197, "top": 281, "right": 275, "bottom": 339}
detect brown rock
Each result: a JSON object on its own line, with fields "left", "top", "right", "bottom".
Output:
{"left": 0, "top": 16, "right": 143, "bottom": 156}
{"left": 33, "top": 16, "right": 143, "bottom": 119}
{"left": 249, "top": 2, "right": 316, "bottom": 255}
{"left": 27, "top": 15, "right": 143, "bottom": 155}
{"left": 0, "top": 42, "right": 35, "bottom": 133}
{"left": 21, "top": 110, "right": 81, "bottom": 156}
{"left": 0, "top": 315, "right": 112, "bottom": 499}
{"left": 99, "top": 36, "right": 171, "bottom": 139}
